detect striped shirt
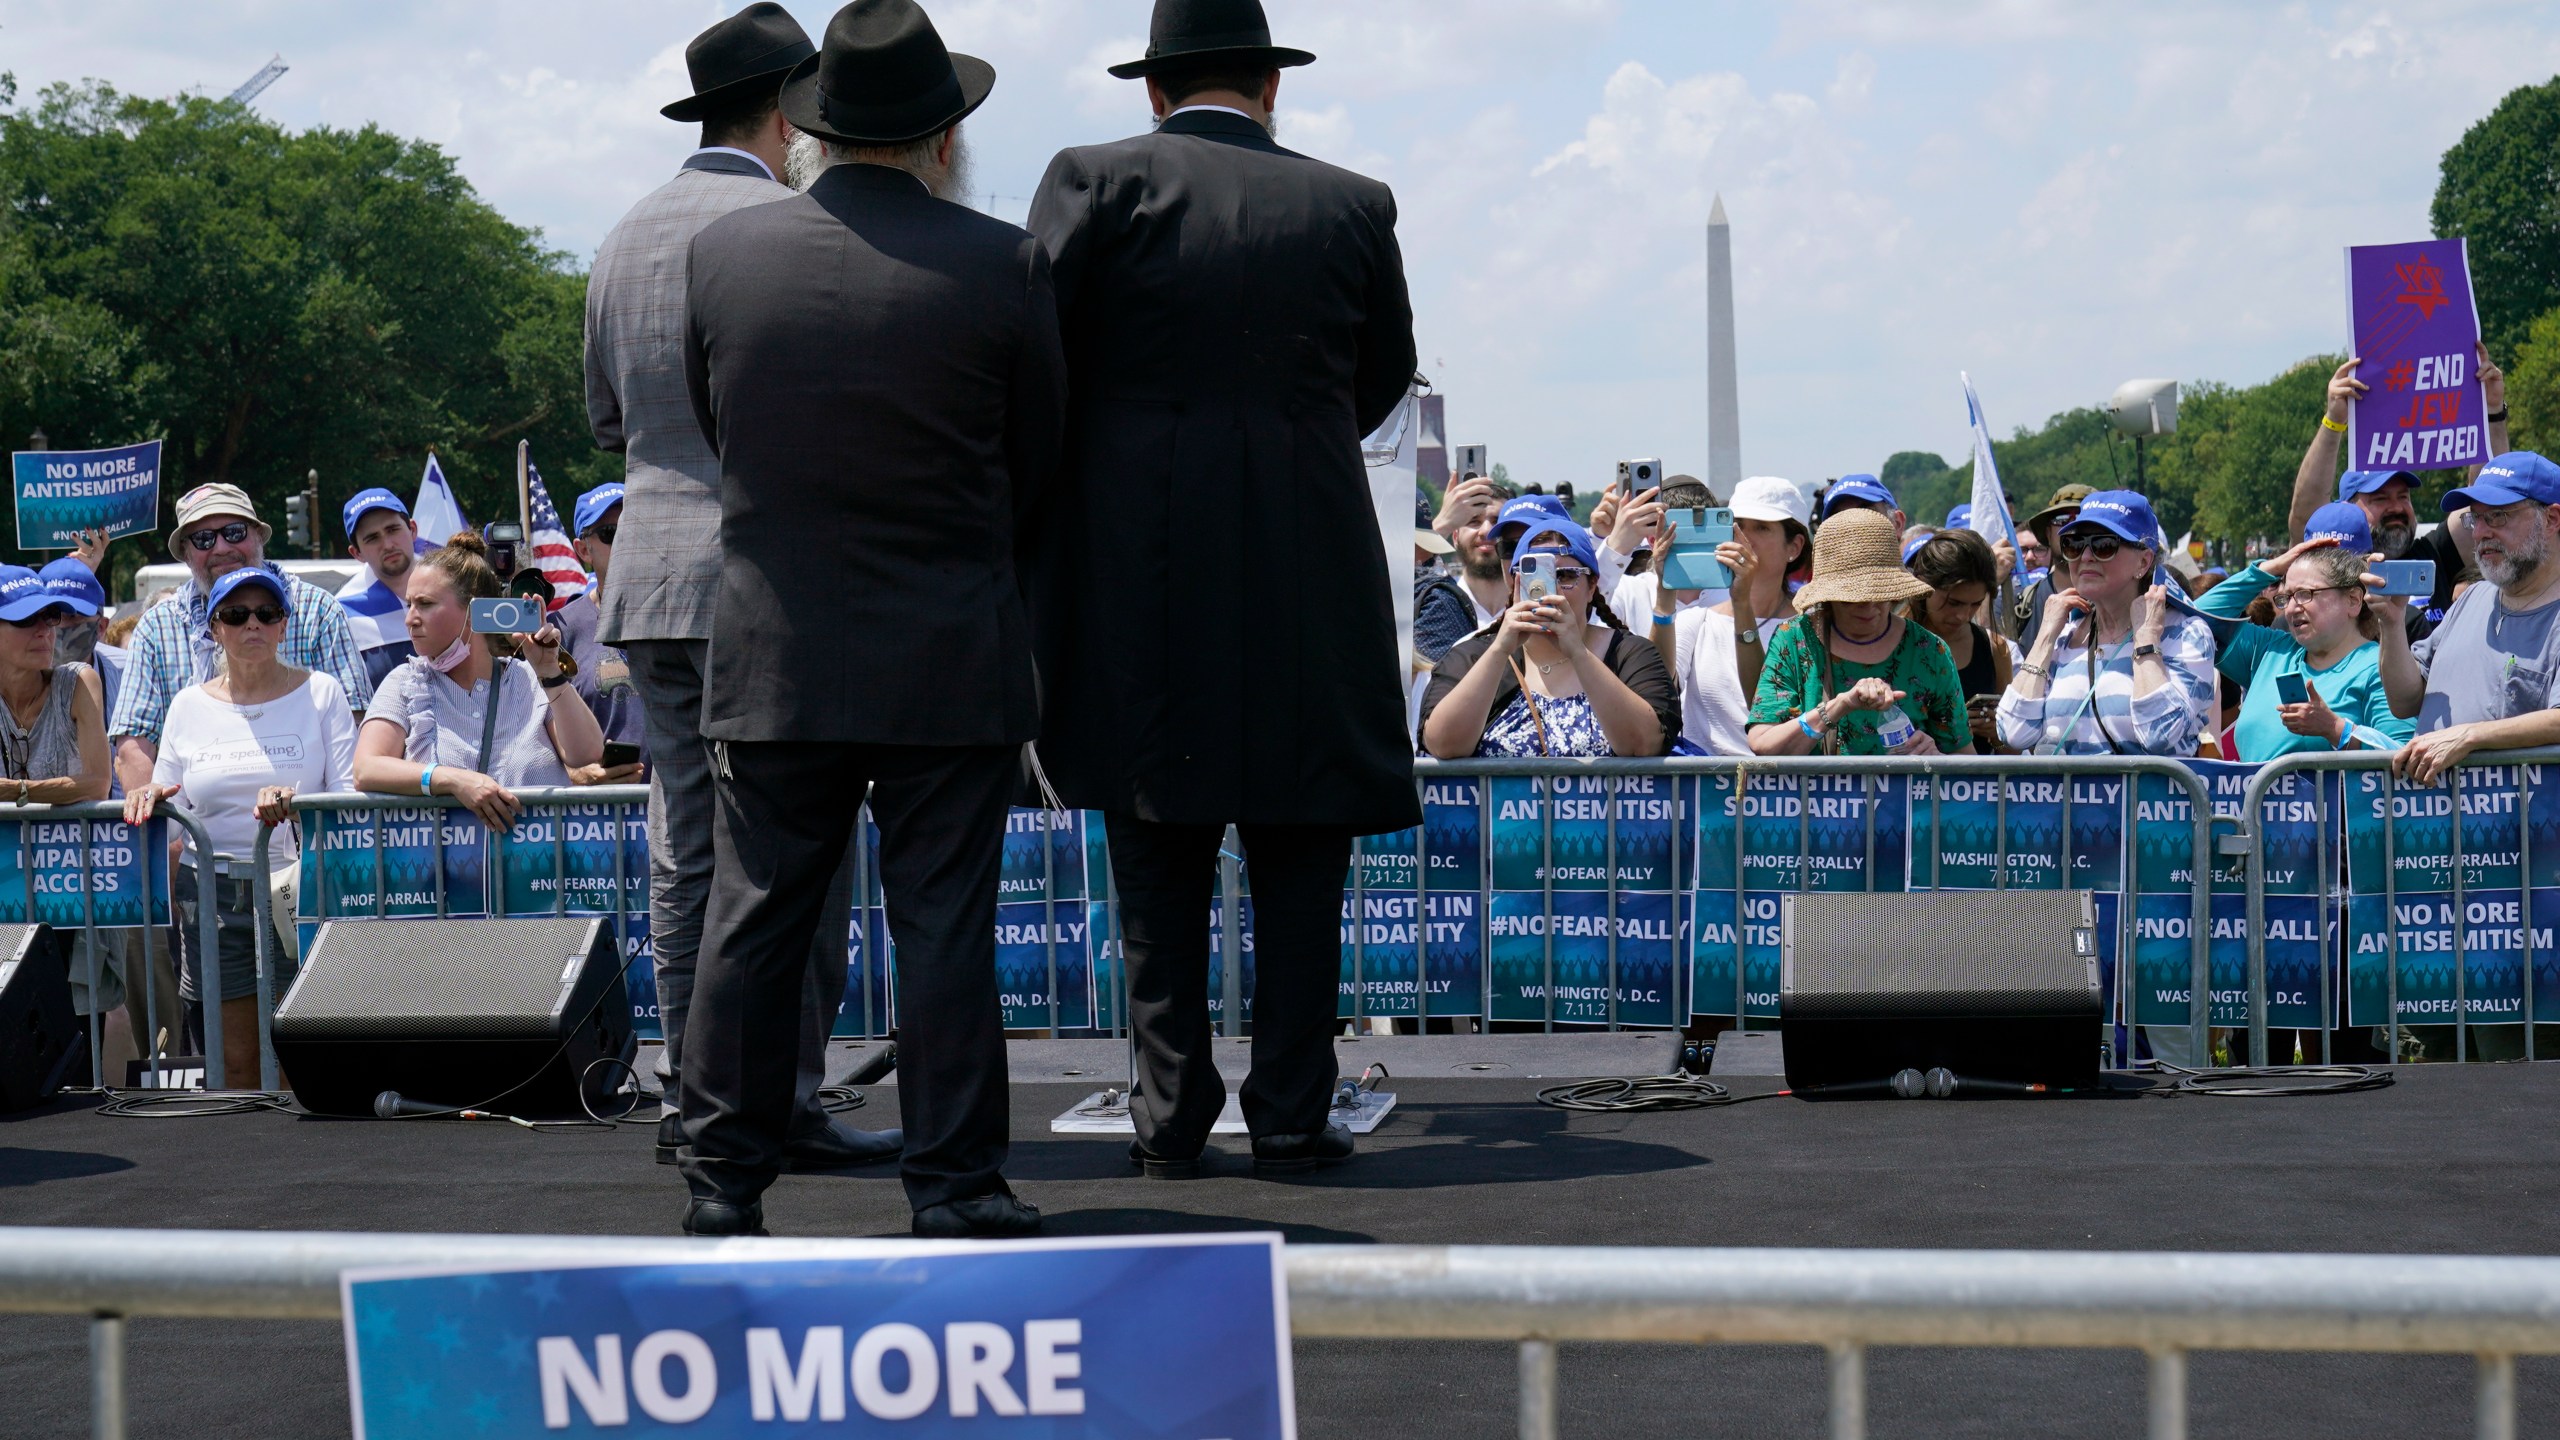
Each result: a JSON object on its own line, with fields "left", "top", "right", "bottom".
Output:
{"left": 1995, "top": 611, "right": 2217, "bottom": 756}
{"left": 107, "top": 567, "right": 372, "bottom": 745}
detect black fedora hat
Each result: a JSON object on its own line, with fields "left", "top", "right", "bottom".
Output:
{"left": 778, "top": 0, "right": 995, "bottom": 147}
{"left": 1108, "top": 0, "right": 1315, "bottom": 81}
{"left": 661, "top": 3, "right": 817, "bottom": 122}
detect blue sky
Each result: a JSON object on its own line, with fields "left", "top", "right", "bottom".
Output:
{"left": 8, "top": 1, "right": 2560, "bottom": 506}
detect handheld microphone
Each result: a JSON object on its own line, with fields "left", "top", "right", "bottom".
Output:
{"left": 1924, "top": 1068, "right": 2050, "bottom": 1098}
{"left": 373, "top": 1091, "right": 502, "bottom": 1120}
{"left": 1803, "top": 1068, "right": 1929, "bottom": 1099}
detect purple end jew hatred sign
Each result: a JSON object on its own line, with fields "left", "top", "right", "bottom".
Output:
{"left": 2345, "top": 238, "right": 2489, "bottom": 474}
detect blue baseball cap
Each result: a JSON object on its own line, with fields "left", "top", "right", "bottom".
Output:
{"left": 1510, "top": 517, "right": 1601, "bottom": 579}
{"left": 1494, "top": 494, "right": 1572, "bottom": 540}
{"left": 2302, "top": 501, "right": 2374, "bottom": 555}
{"left": 573, "top": 483, "right": 626, "bottom": 539}
{"left": 1822, "top": 473, "right": 1896, "bottom": 518}
{"left": 206, "top": 567, "right": 288, "bottom": 615}
{"left": 0, "top": 567, "right": 58, "bottom": 623}
{"left": 2058, "top": 490, "right": 2161, "bottom": 549}
{"left": 1944, "top": 502, "right": 1972, "bottom": 529}
{"left": 2337, "top": 469, "right": 2417, "bottom": 502}
{"left": 36, "top": 558, "right": 102, "bottom": 617}
{"left": 2443, "top": 451, "right": 2560, "bottom": 514}
{"left": 341, "top": 487, "right": 410, "bottom": 542}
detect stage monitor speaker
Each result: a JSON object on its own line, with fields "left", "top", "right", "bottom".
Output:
{"left": 272, "top": 916, "right": 630, "bottom": 1118}
{"left": 1780, "top": 890, "right": 2101, "bottom": 1094}
{"left": 0, "top": 924, "right": 76, "bottom": 1112}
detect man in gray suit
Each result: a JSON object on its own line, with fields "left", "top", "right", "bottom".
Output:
{"left": 585, "top": 2, "right": 897, "bottom": 1175}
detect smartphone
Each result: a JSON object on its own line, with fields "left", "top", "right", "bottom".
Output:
{"left": 1967, "top": 693, "right": 2001, "bottom": 716}
{"left": 1454, "top": 444, "right": 1487, "bottom": 480}
{"left": 600, "top": 740, "right": 642, "bottom": 769}
{"left": 2370, "top": 559, "right": 2435, "bottom": 597}
{"left": 1657, "top": 507, "right": 1734, "bottom": 591}
{"left": 1518, "top": 552, "right": 1558, "bottom": 603}
{"left": 468, "top": 595, "right": 544, "bottom": 635}
{"left": 1615, "top": 457, "right": 1663, "bottom": 495}
{"left": 2274, "top": 671, "right": 2310, "bottom": 706}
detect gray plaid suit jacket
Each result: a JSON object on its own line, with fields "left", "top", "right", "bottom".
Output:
{"left": 585, "top": 150, "right": 790, "bottom": 644}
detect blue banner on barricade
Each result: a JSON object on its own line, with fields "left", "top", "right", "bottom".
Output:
{"left": 341, "top": 1235, "right": 1295, "bottom": 1440}
{"left": 0, "top": 815, "right": 168, "bottom": 927}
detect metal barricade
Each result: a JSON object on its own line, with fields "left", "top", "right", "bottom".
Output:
{"left": 2238, "top": 746, "right": 2560, "bottom": 1067}
{"left": 0, "top": 798, "right": 220, "bottom": 1092}
{"left": 4, "top": 1225, "right": 2554, "bottom": 1440}
{"left": 1413, "top": 755, "right": 2219, "bottom": 1058}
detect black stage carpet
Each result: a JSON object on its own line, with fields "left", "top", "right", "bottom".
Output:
{"left": 5, "top": 1064, "right": 2560, "bottom": 1437}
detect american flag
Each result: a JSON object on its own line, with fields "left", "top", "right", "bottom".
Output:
{"left": 525, "top": 465, "right": 590, "bottom": 610}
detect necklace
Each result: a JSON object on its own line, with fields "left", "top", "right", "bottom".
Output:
{"left": 1835, "top": 617, "right": 1891, "bottom": 646}
{"left": 1535, "top": 658, "right": 1568, "bottom": 675}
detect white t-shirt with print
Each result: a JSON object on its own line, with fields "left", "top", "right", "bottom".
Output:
{"left": 153, "top": 672, "right": 357, "bottom": 869}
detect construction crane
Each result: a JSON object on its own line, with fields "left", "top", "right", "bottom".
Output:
{"left": 228, "top": 55, "right": 288, "bottom": 106}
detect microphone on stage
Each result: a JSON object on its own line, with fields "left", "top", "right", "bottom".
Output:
{"left": 1803, "top": 1068, "right": 1929, "bottom": 1099}
{"left": 1924, "top": 1068, "right": 2050, "bottom": 1098}
{"left": 374, "top": 1091, "right": 503, "bottom": 1120}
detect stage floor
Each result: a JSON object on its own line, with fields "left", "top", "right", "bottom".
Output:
{"left": 6, "top": 1062, "right": 2559, "bottom": 1437}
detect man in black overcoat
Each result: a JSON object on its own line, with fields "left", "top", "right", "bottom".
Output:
{"left": 677, "top": 0, "right": 1063, "bottom": 1238}
{"left": 1027, "top": 0, "right": 1419, "bottom": 1178}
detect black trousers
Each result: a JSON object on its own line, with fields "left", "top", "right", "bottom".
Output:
{"left": 1107, "top": 815, "right": 1351, "bottom": 1156}
{"left": 679, "top": 740, "right": 1016, "bottom": 1212}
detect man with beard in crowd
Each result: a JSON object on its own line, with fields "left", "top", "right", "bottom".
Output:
{"left": 1432, "top": 473, "right": 1511, "bottom": 629}
{"left": 2289, "top": 351, "right": 2508, "bottom": 640}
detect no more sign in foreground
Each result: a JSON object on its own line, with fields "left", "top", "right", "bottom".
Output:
{"left": 341, "top": 1233, "right": 1293, "bottom": 1439}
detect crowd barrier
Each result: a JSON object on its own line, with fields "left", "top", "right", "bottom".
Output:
{"left": 33, "top": 748, "right": 2560, "bottom": 1096}
{"left": 4, "top": 1226, "right": 2554, "bottom": 1440}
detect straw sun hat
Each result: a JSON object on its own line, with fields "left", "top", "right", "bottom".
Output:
{"left": 1792, "top": 508, "right": 1933, "bottom": 612}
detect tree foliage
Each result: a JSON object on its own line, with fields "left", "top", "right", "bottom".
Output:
{"left": 2432, "top": 77, "right": 2560, "bottom": 362}
{"left": 0, "top": 81, "right": 606, "bottom": 579}
{"left": 2507, "top": 304, "right": 2560, "bottom": 462}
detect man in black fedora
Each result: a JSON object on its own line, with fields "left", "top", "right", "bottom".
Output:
{"left": 678, "top": 0, "right": 1063, "bottom": 1239}
{"left": 1028, "top": 0, "right": 1418, "bottom": 1179}
{"left": 586, "top": 2, "right": 903, "bottom": 1191}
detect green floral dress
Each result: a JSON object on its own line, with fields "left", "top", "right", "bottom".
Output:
{"left": 1746, "top": 615, "right": 1969, "bottom": 755}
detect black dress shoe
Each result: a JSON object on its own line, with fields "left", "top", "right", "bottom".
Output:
{"left": 681, "top": 1198, "right": 767, "bottom": 1236}
{"left": 911, "top": 1190, "right": 1041, "bottom": 1238}
{"left": 782, "top": 1116, "right": 903, "bottom": 1172}
{"left": 1252, "top": 1123, "right": 1354, "bottom": 1175}
{"left": 655, "top": 1111, "right": 685, "bottom": 1166}
{"left": 1128, "top": 1139, "right": 1201, "bottom": 1179}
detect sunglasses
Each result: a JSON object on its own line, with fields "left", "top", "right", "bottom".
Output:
{"left": 1516, "top": 565, "right": 1594, "bottom": 586}
{"left": 212, "top": 604, "right": 288, "bottom": 628}
{"left": 587, "top": 524, "right": 617, "bottom": 547}
{"left": 2, "top": 611, "right": 61, "bottom": 631}
{"left": 2057, "top": 531, "right": 2132, "bottom": 561}
{"left": 185, "top": 522, "right": 254, "bottom": 552}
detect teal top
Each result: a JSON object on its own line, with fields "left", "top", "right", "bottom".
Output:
{"left": 2195, "top": 563, "right": 2415, "bottom": 760}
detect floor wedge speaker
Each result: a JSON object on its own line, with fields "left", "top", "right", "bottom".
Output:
{"left": 272, "top": 916, "right": 630, "bottom": 1118}
{"left": 1781, "top": 890, "right": 2101, "bottom": 1094}
{"left": 0, "top": 924, "right": 76, "bottom": 1111}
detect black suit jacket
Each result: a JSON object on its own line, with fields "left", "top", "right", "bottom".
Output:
{"left": 1027, "top": 110, "right": 1420, "bottom": 832}
{"left": 685, "top": 163, "right": 1064, "bottom": 745}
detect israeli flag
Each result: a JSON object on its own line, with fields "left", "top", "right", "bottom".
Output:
{"left": 1959, "top": 373, "right": 2020, "bottom": 553}
{"left": 410, "top": 451, "right": 471, "bottom": 551}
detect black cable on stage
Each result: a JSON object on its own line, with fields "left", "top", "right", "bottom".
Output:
{"left": 95, "top": 1090, "right": 299, "bottom": 1118}
{"left": 2148, "top": 1062, "right": 2394, "bottom": 1098}
{"left": 1535, "top": 1074, "right": 1788, "bottom": 1112}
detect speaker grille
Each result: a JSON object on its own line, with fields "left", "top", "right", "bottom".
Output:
{"left": 273, "top": 917, "right": 609, "bottom": 1040}
{"left": 1782, "top": 891, "right": 2097, "bottom": 1017}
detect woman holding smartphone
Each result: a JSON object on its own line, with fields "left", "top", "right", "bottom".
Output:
{"left": 351, "top": 534, "right": 636, "bottom": 829}
{"left": 1420, "top": 521, "right": 1678, "bottom": 759}
{"left": 2192, "top": 503, "right": 2415, "bottom": 761}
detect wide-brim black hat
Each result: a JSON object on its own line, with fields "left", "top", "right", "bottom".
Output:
{"left": 779, "top": 0, "right": 995, "bottom": 147}
{"left": 661, "top": 2, "right": 817, "bottom": 122}
{"left": 1108, "top": 0, "right": 1314, "bottom": 80}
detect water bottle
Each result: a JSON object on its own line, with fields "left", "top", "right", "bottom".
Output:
{"left": 1873, "top": 703, "right": 1918, "bottom": 751}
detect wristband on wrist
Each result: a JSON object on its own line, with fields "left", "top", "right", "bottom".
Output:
{"left": 419, "top": 763, "right": 437, "bottom": 797}
{"left": 2488, "top": 407, "right": 2510, "bottom": 424}
{"left": 2319, "top": 414, "right": 2348, "bottom": 434}
{"left": 1651, "top": 611, "right": 1676, "bottom": 626}
{"left": 1796, "top": 712, "right": 1825, "bottom": 741}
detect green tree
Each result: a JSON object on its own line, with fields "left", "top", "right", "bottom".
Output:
{"left": 2507, "top": 303, "right": 2560, "bottom": 460}
{"left": 2432, "top": 76, "right": 2560, "bottom": 361}
{"left": 0, "top": 80, "right": 604, "bottom": 581}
